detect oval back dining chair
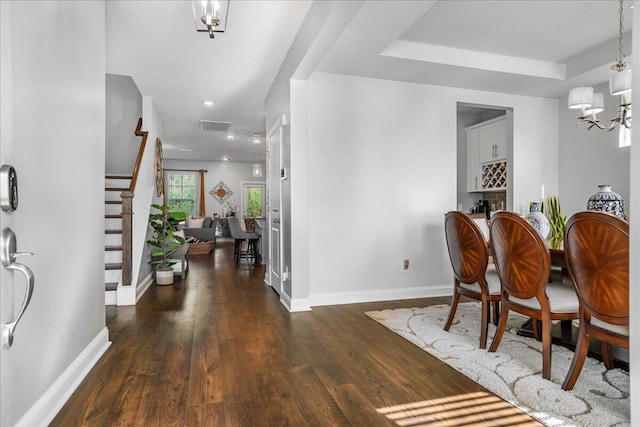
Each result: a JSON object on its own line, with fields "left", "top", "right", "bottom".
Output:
{"left": 488, "top": 211, "right": 579, "bottom": 380}
{"left": 562, "top": 211, "right": 629, "bottom": 390}
{"left": 443, "top": 211, "right": 501, "bottom": 349}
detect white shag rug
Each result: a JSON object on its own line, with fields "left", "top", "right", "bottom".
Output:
{"left": 366, "top": 302, "right": 629, "bottom": 427}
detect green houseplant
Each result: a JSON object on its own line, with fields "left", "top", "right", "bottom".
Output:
{"left": 147, "top": 203, "right": 186, "bottom": 285}
{"left": 546, "top": 195, "right": 567, "bottom": 244}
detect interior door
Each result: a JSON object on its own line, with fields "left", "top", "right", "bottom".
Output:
{"left": 267, "top": 117, "right": 284, "bottom": 295}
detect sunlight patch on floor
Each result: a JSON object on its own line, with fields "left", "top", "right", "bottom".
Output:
{"left": 377, "top": 391, "right": 541, "bottom": 427}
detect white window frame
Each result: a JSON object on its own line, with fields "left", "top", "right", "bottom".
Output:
{"left": 241, "top": 181, "right": 266, "bottom": 218}
{"left": 166, "top": 171, "right": 198, "bottom": 216}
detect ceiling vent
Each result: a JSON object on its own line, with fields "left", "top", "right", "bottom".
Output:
{"left": 199, "top": 120, "right": 231, "bottom": 132}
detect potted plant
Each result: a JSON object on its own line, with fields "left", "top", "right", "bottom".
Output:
{"left": 147, "top": 203, "right": 186, "bottom": 285}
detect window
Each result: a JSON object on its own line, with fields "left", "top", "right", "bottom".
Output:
{"left": 243, "top": 183, "right": 265, "bottom": 217}
{"left": 167, "top": 172, "right": 196, "bottom": 216}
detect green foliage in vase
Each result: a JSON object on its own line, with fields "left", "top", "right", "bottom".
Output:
{"left": 147, "top": 204, "right": 186, "bottom": 270}
{"left": 546, "top": 196, "right": 566, "bottom": 241}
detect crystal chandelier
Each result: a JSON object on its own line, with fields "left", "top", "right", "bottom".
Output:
{"left": 191, "top": 0, "right": 230, "bottom": 39}
{"left": 568, "top": 0, "right": 631, "bottom": 147}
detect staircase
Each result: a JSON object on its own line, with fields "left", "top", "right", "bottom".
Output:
{"left": 104, "top": 117, "right": 147, "bottom": 305}
{"left": 104, "top": 175, "right": 132, "bottom": 300}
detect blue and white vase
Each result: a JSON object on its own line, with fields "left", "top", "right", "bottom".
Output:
{"left": 587, "top": 185, "right": 625, "bottom": 218}
{"left": 526, "top": 201, "right": 550, "bottom": 239}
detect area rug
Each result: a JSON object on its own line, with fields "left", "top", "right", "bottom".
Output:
{"left": 366, "top": 302, "right": 630, "bottom": 427}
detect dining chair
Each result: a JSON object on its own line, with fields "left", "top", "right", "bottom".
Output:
{"left": 562, "top": 211, "right": 629, "bottom": 390}
{"left": 443, "top": 211, "right": 501, "bottom": 349}
{"left": 227, "top": 217, "right": 260, "bottom": 265}
{"left": 488, "top": 211, "right": 579, "bottom": 380}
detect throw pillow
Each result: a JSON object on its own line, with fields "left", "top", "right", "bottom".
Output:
{"left": 203, "top": 217, "right": 213, "bottom": 228}
{"left": 187, "top": 217, "right": 204, "bottom": 228}
{"left": 244, "top": 218, "right": 256, "bottom": 232}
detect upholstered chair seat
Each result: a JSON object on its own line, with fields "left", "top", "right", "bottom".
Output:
{"left": 509, "top": 282, "right": 578, "bottom": 313}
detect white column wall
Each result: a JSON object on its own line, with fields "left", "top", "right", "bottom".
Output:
{"left": 304, "top": 72, "right": 559, "bottom": 305}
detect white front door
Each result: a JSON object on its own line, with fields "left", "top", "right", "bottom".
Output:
{"left": 1, "top": 4, "right": 35, "bottom": 423}
{"left": 1, "top": 3, "right": 16, "bottom": 423}
{"left": 267, "top": 117, "right": 285, "bottom": 295}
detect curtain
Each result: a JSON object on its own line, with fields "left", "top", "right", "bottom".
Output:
{"left": 198, "top": 169, "right": 206, "bottom": 217}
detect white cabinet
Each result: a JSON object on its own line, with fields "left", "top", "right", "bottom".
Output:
{"left": 467, "top": 128, "right": 482, "bottom": 192}
{"left": 478, "top": 118, "right": 507, "bottom": 163}
{"left": 467, "top": 116, "right": 508, "bottom": 193}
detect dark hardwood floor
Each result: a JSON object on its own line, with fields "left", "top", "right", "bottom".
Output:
{"left": 51, "top": 242, "right": 541, "bottom": 426}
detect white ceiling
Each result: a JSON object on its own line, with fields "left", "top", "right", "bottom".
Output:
{"left": 106, "top": 0, "right": 633, "bottom": 162}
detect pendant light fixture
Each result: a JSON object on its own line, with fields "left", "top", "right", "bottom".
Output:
{"left": 568, "top": 0, "right": 632, "bottom": 147}
{"left": 252, "top": 133, "right": 262, "bottom": 178}
{"left": 191, "top": 0, "right": 230, "bottom": 39}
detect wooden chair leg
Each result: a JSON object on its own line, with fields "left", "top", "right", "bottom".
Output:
{"left": 443, "top": 285, "right": 461, "bottom": 332}
{"left": 488, "top": 305, "right": 509, "bottom": 352}
{"left": 479, "top": 295, "right": 489, "bottom": 350}
{"left": 601, "top": 342, "right": 615, "bottom": 369}
{"left": 541, "top": 313, "right": 552, "bottom": 380}
{"left": 562, "top": 326, "right": 591, "bottom": 390}
{"left": 491, "top": 300, "right": 500, "bottom": 326}
{"left": 234, "top": 239, "right": 241, "bottom": 263}
{"left": 532, "top": 319, "right": 542, "bottom": 342}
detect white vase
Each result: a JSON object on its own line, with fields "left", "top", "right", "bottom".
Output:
{"left": 155, "top": 268, "right": 174, "bottom": 285}
{"left": 587, "top": 185, "right": 625, "bottom": 218}
{"left": 525, "top": 201, "right": 550, "bottom": 239}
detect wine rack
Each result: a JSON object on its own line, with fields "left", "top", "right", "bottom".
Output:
{"left": 481, "top": 161, "right": 507, "bottom": 190}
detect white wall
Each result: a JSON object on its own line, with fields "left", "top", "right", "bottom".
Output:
{"left": 304, "top": 72, "right": 559, "bottom": 305}
{"left": 130, "top": 97, "right": 164, "bottom": 294}
{"left": 163, "top": 159, "right": 265, "bottom": 218}
{"left": 559, "top": 81, "right": 630, "bottom": 217}
{"left": 105, "top": 74, "right": 142, "bottom": 175}
{"left": 1, "top": 1, "right": 109, "bottom": 425}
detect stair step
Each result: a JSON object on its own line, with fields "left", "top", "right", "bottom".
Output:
{"left": 105, "top": 245, "right": 123, "bottom": 252}
{"left": 105, "top": 200, "right": 123, "bottom": 205}
{"left": 105, "top": 229, "right": 123, "bottom": 235}
{"left": 105, "top": 187, "right": 129, "bottom": 192}
{"left": 105, "top": 214, "right": 122, "bottom": 219}
{"left": 105, "top": 282, "right": 118, "bottom": 291}
{"left": 105, "top": 263, "right": 122, "bottom": 270}
{"left": 105, "top": 175, "right": 132, "bottom": 180}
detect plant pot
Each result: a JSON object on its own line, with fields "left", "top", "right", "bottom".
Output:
{"left": 155, "top": 267, "right": 174, "bottom": 286}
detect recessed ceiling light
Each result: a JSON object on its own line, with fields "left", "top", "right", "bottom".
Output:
{"left": 226, "top": 134, "right": 235, "bottom": 140}
{"left": 253, "top": 132, "right": 261, "bottom": 143}
{"left": 223, "top": 156, "right": 230, "bottom": 161}
{"left": 179, "top": 148, "right": 193, "bottom": 152}
{"left": 203, "top": 100, "right": 214, "bottom": 107}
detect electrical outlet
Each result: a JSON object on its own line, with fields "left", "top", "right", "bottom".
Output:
{"left": 402, "top": 259, "right": 409, "bottom": 273}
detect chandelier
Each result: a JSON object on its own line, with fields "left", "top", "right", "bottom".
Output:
{"left": 191, "top": 0, "right": 230, "bottom": 39}
{"left": 568, "top": 0, "right": 631, "bottom": 147}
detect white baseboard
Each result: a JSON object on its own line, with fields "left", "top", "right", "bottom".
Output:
{"left": 309, "top": 284, "right": 452, "bottom": 307}
{"left": 280, "top": 291, "right": 312, "bottom": 312}
{"left": 136, "top": 272, "right": 154, "bottom": 303}
{"left": 16, "top": 328, "right": 111, "bottom": 427}
{"left": 105, "top": 290, "right": 117, "bottom": 305}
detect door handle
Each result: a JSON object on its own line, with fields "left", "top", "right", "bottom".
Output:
{"left": 1, "top": 228, "right": 34, "bottom": 350}
{"left": 273, "top": 218, "right": 280, "bottom": 224}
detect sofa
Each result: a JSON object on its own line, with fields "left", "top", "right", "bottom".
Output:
{"left": 183, "top": 216, "right": 216, "bottom": 243}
